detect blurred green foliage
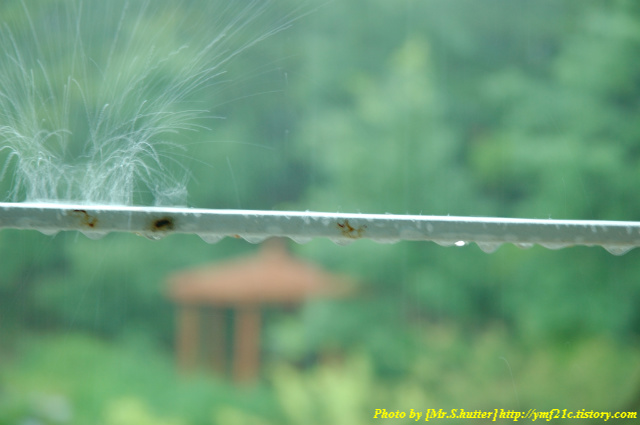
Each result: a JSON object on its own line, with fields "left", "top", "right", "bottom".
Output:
{"left": 1, "top": 334, "right": 282, "bottom": 425}
{"left": 2, "top": 330, "right": 639, "bottom": 424}
{"left": 2, "top": 0, "right": 640, "bottom": 422}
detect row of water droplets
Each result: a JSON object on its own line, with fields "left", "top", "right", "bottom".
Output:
{"left": 34, "top": 227, "right": 636, "bottom": 255}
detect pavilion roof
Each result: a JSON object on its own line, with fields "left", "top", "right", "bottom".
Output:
{"left": 168, "top": 238, "right": 354, "bottom": 305}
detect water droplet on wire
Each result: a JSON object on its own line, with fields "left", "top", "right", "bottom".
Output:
{"left": 198, "top": 234, "right": 223, "bottom": 244}
{"left": 603, "top": 245, "right": 634, "bottom": 256}
{"left": 289, "top": 236, "right": 312, "bottom": 244}
{"left": 476, "top": 242, "right": 502, "bottom": 254}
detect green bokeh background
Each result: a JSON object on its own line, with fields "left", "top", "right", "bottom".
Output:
{"left": 1, "top": 0, "right": 640, "bottom": 423}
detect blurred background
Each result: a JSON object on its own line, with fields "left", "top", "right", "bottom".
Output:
{"left": 2, "top": 0, "right": 640, "bottom": 423}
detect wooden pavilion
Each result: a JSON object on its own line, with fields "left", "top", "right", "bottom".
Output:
{"left": 166, "top": 238, "right": 353, "bottom": 383}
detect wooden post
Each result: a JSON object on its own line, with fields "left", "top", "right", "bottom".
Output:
{"left": 209, "top": 308, "right": 226, "bottom": 376}
{"left": 177, "top": 305, "right": 199, "bottom": 372}
{"left": 233, "top": 305, "right": 261, "bottom": 383}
